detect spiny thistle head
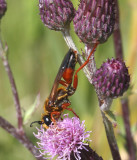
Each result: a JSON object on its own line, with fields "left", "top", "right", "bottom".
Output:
{"left": 34, "top": 115, "right": 92, "bottom": 159}
{"left": 73, "top": 0, "right": 116, "bottom": 45}
{"left": 0, "top": 0, "right": 7, "bottom": 19}
{"left": 39, "top": 0, "right": 75, "bottom": 31}
{"left": 93, "top": 58, "right": 130, "bottom": 99}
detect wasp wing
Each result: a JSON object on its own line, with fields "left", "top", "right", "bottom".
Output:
{"left": 48, "top": 49, "right": 76, "bottom": 102}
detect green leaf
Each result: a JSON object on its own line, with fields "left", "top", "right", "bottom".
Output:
{"left": 104, "top": 110, "right": 117, "bottom": 127}
{"left": 23, "top": 93, "right": 40, "bottom": 125}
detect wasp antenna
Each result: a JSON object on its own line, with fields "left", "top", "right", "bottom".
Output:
{"left": 30, "top": 121, "right": 43, "bottom": 127}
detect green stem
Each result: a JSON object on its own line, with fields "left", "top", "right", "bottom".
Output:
{"left": 101, "top": 111, "right": 121, "bottom": 160}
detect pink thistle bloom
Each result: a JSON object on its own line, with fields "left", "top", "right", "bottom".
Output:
{"left": 33, "top": 115, "right": 91, "bottom": 160}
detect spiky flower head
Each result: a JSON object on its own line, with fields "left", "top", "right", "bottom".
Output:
{"left": 93, "top": 58, "right": 130, "bottom": 99}
{"left": 34, "top": 115, "right": 92, "bottom": 160}
{"left": 73, "top": 0, "right": 116, "bottom": 45}
{"left": 0, "top": 0, "right": 7, "bottom": 19}
{"left": 39, "top": 0, "right": 75, "bottom": 31}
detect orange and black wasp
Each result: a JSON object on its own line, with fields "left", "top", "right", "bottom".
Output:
{"left": 30, "top": 44, "right": 98, "bottom": 129}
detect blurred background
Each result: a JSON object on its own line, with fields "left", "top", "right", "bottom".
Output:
{"left": 0, "top": 0, "right": 137, "bottom": 159}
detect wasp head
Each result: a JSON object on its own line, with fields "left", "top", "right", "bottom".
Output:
{"left": 30, "top": 115, "right": 52, "bottom": 129}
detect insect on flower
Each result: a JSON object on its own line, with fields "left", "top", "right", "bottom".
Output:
{"left": 30, "top": 44, "right": 98, "bottom": 129}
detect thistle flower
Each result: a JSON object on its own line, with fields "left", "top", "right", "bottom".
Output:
{"left": 0, "top": 0, "right": 7, "bottom": 19}
{"left": 39, "top": 0, "right": 75, "bottom": 31}
{"left": 73, "top": 0, "right": 116, "bottom": 45}
{"left": 34, "top": 115, "right": 94, "bottom": 160}
{"left": 93, "top": 58, "right": 130, "bottom": 99}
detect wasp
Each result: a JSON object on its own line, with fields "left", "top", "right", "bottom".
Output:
{"left": 30, "top": 44, "right": 98, "bottom": 129}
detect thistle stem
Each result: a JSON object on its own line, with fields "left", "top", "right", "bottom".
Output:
{"left": 63, "top": 28, "right": 121, "bottom": 160}
{"left": 113, "top": 1, "right": 136, "bottom": 159}
{"left": 0, "top": 28, "right": 45, "bottom": 160}
{"left": 101, "top": 111, "right": 121, "bottom": 160}
{"left": 0, "top": 39, "right": 23, "bottom": 132}
{"left": 0, "top": 116, "right": 45, "bottom": 160}
{"left": 86, "top": 46, "right": 121, "bottom": 160}
{"left": 84, "top": 45, "right": 97, "bottom": 83}
{"left": 62, "top": 28, "right": 92, "bottom": 82}
{"left": 121, "top": 98, "right": 136, "bottom": 160}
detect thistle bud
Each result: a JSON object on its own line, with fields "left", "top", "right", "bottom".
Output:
{"left": 93, "top": 58, "right": 130, "bottom": 99}
{"left": 0, "top": 0, "right": 7, "bottom": 19}
{"left": 39, "top": 0, "right": 75, "bottom": 31}
{"left": 73, "top": 0, "right": 116, "bottom": 44}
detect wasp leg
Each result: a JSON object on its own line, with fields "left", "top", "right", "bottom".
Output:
{"left": 51, "top": 111, "right": 61, "bottom": 123}
{"left": 73, "top": 43, "right": 98, "bottom": 90}
{"left": 62, "top": 103, "right": 79, "bottom": 118}
{"left": 65, "top": 107, "right": 79, "bottom": 118}
{"left": 59, "top": 80, "right": 69, "bottom": 87}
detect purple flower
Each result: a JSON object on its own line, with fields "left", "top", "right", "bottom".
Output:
{"left": 34, "top": 115, "right": 91, "bottom": 159}
{"left": 73, "top": 0, "right": 116, "bottom": 44}
{"left": 93, "top": 58, "right": 130, "bottom": 98}
{"left": 0, "top": 0, "right": 7, "bottom": 19}
{"left": 39, "top": 0, "right": 75, "bottom": 31}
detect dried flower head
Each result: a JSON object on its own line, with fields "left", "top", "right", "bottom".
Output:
{"left": 93, "top": 58, "right": 130, "bottom": 99}
{"left": 73, "top": 0, "right": 116, "bottom": 45}
{"left": 0, "top": 0, "right": 7, "bottom": 19}
{"left": 39, "top": 0, "right": 75, "bottom": 31}
{"left": 34, "top": 115, "right": 91, "bottom": 160}
{"left": 70, "top": 145, "right": 103, "bottom": 160}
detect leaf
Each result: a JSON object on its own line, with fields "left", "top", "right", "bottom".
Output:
{"left": 23, "top": 93, "right": 40, "bottom": 125}
{"left": 103, "top": 110, "right": 117, "bottom": 128}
